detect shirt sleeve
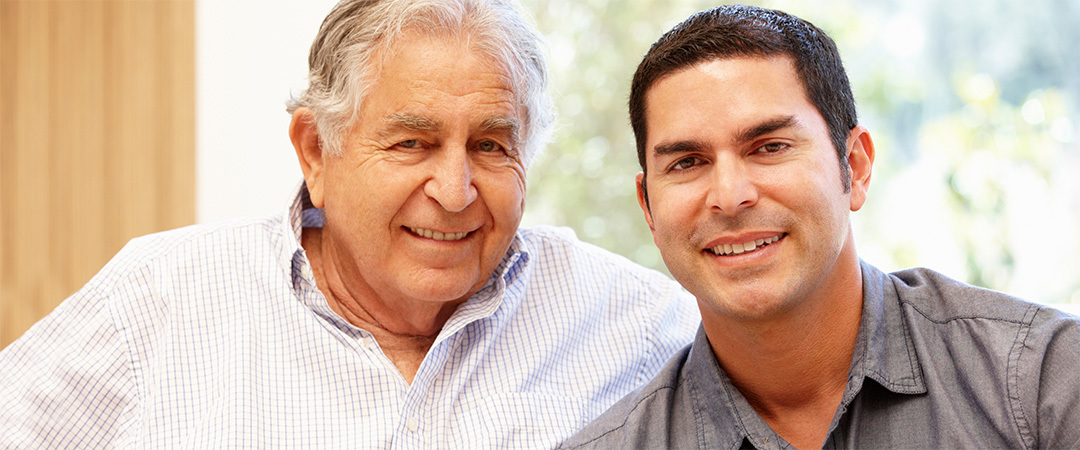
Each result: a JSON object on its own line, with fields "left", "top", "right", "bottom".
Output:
{"left": 1017, "top": 307, "right": 1080, "bottom": 449}
{"left": 0, "top": 278, "right": 139, "bottom": 448}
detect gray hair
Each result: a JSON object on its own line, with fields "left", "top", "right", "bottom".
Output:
{"left": 286, "top": 0, "right": 555, "bottom": 168}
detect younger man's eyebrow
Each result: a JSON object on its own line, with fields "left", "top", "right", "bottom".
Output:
{"left": 653, "top": 140, "right": 707, "bottom": 157}
{"left": 651, "top": 116, "right": 798, "bottom": 157}
{"left": 734, "top": 115, "right": 796, "bottom": 144}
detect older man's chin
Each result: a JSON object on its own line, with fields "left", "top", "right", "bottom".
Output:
{"left": 395, "top": 264, "right": 490, "bottom": 305}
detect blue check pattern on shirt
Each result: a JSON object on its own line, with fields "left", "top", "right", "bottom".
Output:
{"left": 0, "top": 183, "right": 699, "bottom": 449}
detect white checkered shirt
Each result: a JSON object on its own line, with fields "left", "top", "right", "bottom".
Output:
{"left": 0, "top": 183, "right": 699, "bottom": 449}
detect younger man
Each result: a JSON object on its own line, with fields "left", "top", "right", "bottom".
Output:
{"left": 566, "top": 5, "right": 1079, "bottom": 449}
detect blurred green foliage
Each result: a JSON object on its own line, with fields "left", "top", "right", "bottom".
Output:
{"left": 519, "top": 0, "right": 1080, "bottom": 307}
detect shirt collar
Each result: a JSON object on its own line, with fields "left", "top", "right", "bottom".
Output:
{"left": 435, "top": 233, "right": 531, "bottom": 344}
{"left": 684, "top": 260, "right": 928, "bottom": 449}
{"left": 844, "top": 260, "right": 927, "bottom": 396}
{"left": 686, "top": 327, "right": 785, "bottom": 449}
{"left": 283, "top": 181, "right": 318, "bottom": 288}
{"left": 282, "top": 180, "right": 313, "bottom": 259}
{"left": 281, "top": 180, "right": 533, "bottom": 338}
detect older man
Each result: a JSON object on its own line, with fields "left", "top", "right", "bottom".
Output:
{"left": 565, "top": 5, "right": 1080, "bottom": 449}
{"left": 0, "top": 0, "right": 697, "bottom": 447}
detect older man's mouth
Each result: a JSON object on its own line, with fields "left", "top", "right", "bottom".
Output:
{"left": 406, "top": 226, "right": 470, "bottom": 241}
{"left": 708, "top": 233, "right": 784, "bottom": 256}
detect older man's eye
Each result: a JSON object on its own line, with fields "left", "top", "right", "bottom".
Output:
{"left": 477, "top": 140, "right": 503, "bottom": 153}
{"left": 397, "top": 139, "right": 421, "bottom": 149}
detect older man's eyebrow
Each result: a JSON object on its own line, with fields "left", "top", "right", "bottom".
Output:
{"left": 480, "top": 115, "right": 522, "bottom": 145}
{"left": 382, "top": 113, "right": 440, "bottom": 133}
{"left": 734, "top": 115, "right": 797, "bottom": 144}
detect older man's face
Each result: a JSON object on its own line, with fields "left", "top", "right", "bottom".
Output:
{"left": 318, "top": 31, "right": 525, "bottom": 310}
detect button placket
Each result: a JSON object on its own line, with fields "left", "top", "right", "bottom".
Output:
{"left": 360, "top": 336, "right": 377, "bottom": 351}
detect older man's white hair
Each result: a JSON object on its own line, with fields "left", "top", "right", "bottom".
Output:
{"left": 286, "top": 0, "right": 556, "bottom": 169}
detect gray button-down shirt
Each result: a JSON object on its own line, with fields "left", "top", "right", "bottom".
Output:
{"left": 563, "top": 261, "right": 1080, "bottom": 449}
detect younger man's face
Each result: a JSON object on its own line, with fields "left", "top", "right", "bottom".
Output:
{"left": 638, "top": 56, "right": 868, "bottom": 322}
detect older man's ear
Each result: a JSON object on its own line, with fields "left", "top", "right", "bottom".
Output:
{"left": 290, "top": 108, "right": 326, "bottom": 208}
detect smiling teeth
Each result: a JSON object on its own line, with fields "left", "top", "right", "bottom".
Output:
{"left": 710, "top": 234, "right": 781, "bottom": 256}
{"left": 408, "top": 227, "right": 468, "bottom": 241}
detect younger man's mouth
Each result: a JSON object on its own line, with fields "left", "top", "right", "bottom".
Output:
{"left": 708, "top": 233, "right": 784, "bottom": 256}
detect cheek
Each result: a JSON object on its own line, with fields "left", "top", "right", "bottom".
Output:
{"left": 479, "top": 169, "right": 526, "bottom": 221}
{"left": 504, "top": 167, "right": 526, "bottom": 200}
{"left": 781, "top": 173, "right": 848, "bottom": 234}
{"left": 324, "top": 162, "right": 414, "bottom": 221}
{"left": 761, "top": 161, "right": 826, "bottom": 201}
{"left": 504, "top": 178, "right": 527, "bottom": 219}
{"left": 648, "top": 184, "right": 698, "bottom": 236}
{"left": 321, "top": 163, "right": 357, "bottom": 212}
{"left": 507, "top": 162, "right": 527, "bottom": 194}
{"left": 502, "top": 163, "right": 528, "bottom": 201}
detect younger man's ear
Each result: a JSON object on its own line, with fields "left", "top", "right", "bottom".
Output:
{"left": 636, "top": 172, "right": 656, "bottom": 233}
{"left": 290, "top": 108, "right": 326, "bottom": 208}
{"left": 846, "top": 125, "right": 875, "bottom": 212}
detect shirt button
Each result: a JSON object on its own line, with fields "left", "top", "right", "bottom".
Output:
{"left": 360, "top": 337, "right": 376, "bottom": 351}
{"left": 406, "top": 415, "right": 419, "bottom": 433}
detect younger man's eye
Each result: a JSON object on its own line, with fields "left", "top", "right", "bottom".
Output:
{"left": 758, "top": 142, "right": 788, "bottom": 153}
{"left": 671, "top": 156, "right": 701, "bottom": 171}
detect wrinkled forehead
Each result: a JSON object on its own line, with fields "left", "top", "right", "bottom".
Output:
{"left": 372, "top": 27, "right": 521, "bottom": 103}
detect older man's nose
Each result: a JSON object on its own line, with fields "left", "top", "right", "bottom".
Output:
{"left": 424, "top": 148, "right": 478, "bottom": 212}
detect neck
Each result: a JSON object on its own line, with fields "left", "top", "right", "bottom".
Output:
{"left": 302, "top": 227, "right": 454, "bottom": 383}
{"left": 702, "top": 234, "right": 864, "bottom": 449}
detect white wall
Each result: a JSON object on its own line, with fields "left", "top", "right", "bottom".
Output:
{"left": 196, "top": 0, "right": 338, "bottom": 223}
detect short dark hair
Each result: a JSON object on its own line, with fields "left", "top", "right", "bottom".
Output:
{"left": 630, "top": 5, "right": 857, "bottom": 202}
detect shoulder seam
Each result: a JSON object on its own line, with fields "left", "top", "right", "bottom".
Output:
{"left": 1006, "top": 303, "right": 1040, "bottom": 449}
{"left": 899, "top": 298, "right": 1032, "bottom": 325}
{"left": 103, "top": 285, "right": 142, "bottom": 446}
{"left": 117, "top": 218, "right": 283, "bottom": 275}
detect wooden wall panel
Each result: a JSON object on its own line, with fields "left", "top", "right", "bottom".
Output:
{"left": 1, "top": 0, "right": 194, "bottom": 349}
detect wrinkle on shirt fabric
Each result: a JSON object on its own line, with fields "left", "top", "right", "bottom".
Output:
{"left": 562, "top": 260, "right": 1080, "bottom": 450}
{"left": 0, "top": 182, "right": 700, "bottom": 449}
